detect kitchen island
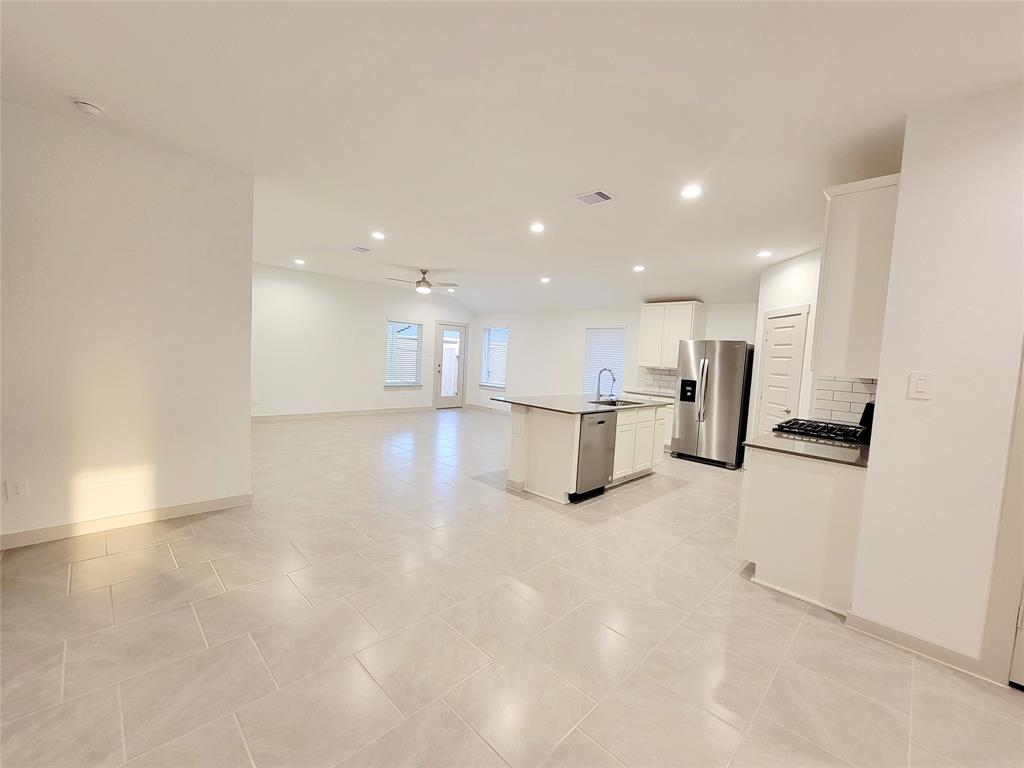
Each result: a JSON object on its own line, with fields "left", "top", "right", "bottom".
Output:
{"left": 491, "top": 394, "right": 671, "bottom": 504}
{"left": 737, "top": 432, "right": 869, "bottom": 614}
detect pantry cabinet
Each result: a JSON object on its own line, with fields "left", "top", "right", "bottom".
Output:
{"left": 811, "top": 174, "right": 899, "bottom": 379}
{"left": 638, "top": 301, "right": 706, "bottom": 369}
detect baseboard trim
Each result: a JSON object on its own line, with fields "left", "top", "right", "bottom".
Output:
{"left": 252, "top": 406, "right": 432, "bottom": 422}
{"left": 749, "top": 575, "right": 846, "bottom": 616}
{"left": 1, "top": 493, "right": 254, "bottom": 550}
{"left": 845, "top": 611, "right": 1002, "bottom": 684}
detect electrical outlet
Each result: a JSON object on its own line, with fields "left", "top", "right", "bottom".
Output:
{"left": 4, "top": 479, "right": 29, "bottom": 501}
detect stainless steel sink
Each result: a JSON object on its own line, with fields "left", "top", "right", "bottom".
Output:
{"left": 589, "top": 399, "right": 642, "bottom": 406}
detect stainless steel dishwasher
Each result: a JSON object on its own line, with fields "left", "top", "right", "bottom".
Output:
{"left": 573, "top": 411, "right": 617, "bottom": 499}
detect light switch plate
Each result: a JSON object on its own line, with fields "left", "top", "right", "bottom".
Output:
{"left": 907, "top": 370, "right": 933, "bottom": 400}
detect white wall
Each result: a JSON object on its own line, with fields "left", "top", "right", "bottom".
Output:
{"left": 468, "top": 303, "right": 757, "bottom": 410}
{"left": 706, "top": 303, "right": 758, "bottom": 343}
{"left": 851, "top": 85, "right": 1024, "bottom": 659}
{"left": 251, "top": 265, "right": 473, "bottom": 416}
{"left": 747, "top": 250, "right": 822, "bottom": 436}
{"left": 468, "top": 307, "right": 641, "bottom": 411}
{"left": 1, "top": 102, "right": 254, "bottom": 536}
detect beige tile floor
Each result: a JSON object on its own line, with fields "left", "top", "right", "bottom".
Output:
{"left": 1, "top": 408, "right": 1021, "bottom": 767}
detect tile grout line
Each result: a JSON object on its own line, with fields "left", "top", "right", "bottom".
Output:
{"left": 352, "top": 653, "right": 405, "bottom": 719}
{"left": 190, "top": 602, "right": 210, "bottom": 648}
{"left": 246, "top": 633, "right": 280, "bottom": 690}
{"left": 723, "top": 607, "right": 811, "bottom": 768}
{"left": 440, "top": 697, "right": 514, "bottom": 768}
{"left": 166, "top": 541, "right": 179, "bottom": 570}
{"left": 116, "top": 682, "right": 128, "bottom": 766}
{"left": 59, "top": 641, "right": 67, "bottom": 703}
{"left": 233, "top": 711, "right": 258, "bottom": 768}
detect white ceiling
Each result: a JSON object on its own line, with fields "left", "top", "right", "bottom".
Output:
{"left": 3, "top": 2, "right": 1021, "bottom": 312}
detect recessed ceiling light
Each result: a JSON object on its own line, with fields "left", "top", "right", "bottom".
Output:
{"left": 371, "top": 231, "right": 386, "bottom": 240}
{"left": 633, "top": 265, "right": 645, "bottom": 273}
{"left": 293, "top": 259, "right": 305, "bottom": 265}
{"left": 680, "top": 183, "right": 703, "bottom": 199}
{"left": 447, "top": 288, "right": 455, "bottom": 293}
{"left": 530, "top": 222, "right": 545, "bottom": 234}
{"left": 72, "top": 99, "right": 103, "bottom": 116}
{"left": 756, "top": 250, "right": 773, "bottom": 258}
{"left": 540, "top": 277, "right": 551, "bottom": 284}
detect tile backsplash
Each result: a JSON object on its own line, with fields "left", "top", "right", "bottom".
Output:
{"left": 636, "top": 367, "right": 677, "bottom": 395}
{"left": 813, "top": 375, "right": 877, "bottom": 425}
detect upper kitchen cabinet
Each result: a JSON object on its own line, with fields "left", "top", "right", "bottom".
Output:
{"left": 638, "top": 301, "right": 707, "bottom": 369}
{"left": 811, "top": 174, "right": 900, "bottom": 379}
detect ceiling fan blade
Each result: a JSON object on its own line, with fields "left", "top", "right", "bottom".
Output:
{"left": 433, "top": 282, "right": 459, "bottom": 287}
{"left": 386, "top": 277, "right": 415, "bottom": 283}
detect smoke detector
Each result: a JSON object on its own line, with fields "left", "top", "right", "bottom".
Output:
{"left": 575, "top": 189, "right": 612, "bottom": 205}
{"left": 72, "top": 99, "right": 103, "bottom": 117}
{"left": 352, "top": 246, "right": 372, "bottom": 253}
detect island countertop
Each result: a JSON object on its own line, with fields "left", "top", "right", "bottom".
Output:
{"left": 744, "top": 432, "right": 869, "bottom": 468}
{"left": 490, "top": 394, "right": 670, "bottom": 415}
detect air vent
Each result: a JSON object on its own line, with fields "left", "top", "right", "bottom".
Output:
{"left": 576, "top": 189, "right": 612, "bottom": 205}
{"left": 352, "top": 246, "right": 371, "bottom": 253}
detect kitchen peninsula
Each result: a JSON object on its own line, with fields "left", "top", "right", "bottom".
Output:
{"left": 491, "top": 395, "right": 671, "bottom": 504}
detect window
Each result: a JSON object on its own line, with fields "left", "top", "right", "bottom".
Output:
{"left": 384, "top": 320, "right": 423, "bottom": 386}
{"left": 582, "top": 327, "right": 626, "bottom": 396}
{"left": 480, "top": 327, "right": 509, "bottom": 388}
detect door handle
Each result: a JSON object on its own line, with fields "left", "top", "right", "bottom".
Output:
{"left": 783, "top": 407, "right": 792, "bottom": 414}
{"left": 699, "top": 359, "right": 710, "bottom": 422}
{"left": 696, "top": 359, "right": 707, "bottom": 421}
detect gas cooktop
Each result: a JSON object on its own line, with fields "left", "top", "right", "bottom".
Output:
{"left": 772, "top": 418, "right": 867, "bottom": 446}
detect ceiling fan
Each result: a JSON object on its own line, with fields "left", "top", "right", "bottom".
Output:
{"left": 386, "top": 268, "right": 458, "bottom": 295}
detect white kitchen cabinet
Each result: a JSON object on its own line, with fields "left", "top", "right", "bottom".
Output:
{"left": 812, "top": 174, "right": 899, "bottom": 379}
{"left": 637, "top": 301, "right": 706, "bottom": 369}
{"left": 638, "top": 305, "right": 665, "bottom": 367}
{"left": 613, "top": 423, "right": 636, "bottom": 479}
{"left": 633, "top": 421, "right": 655, "bottom": 472}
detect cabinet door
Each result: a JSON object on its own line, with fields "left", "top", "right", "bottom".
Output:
{"left": 660, "top": 304, "right": 695, "bottom": 368}
{"left": 812, "top": 181, "right": 898, "bottom": 378}
{"left": 662, "top": 406, "right": 674, "bottom": 448}
{"left": 653, "top": 417, "right": 668, "bottom": 464}
{"left": 613, "top": 424, "right": 636, "bottom": 479}
{"left": 633, "top": 421, "right": 656, "bottom": 473}
{"left": 638, "top": 305, "right": 665, "bottom": 368}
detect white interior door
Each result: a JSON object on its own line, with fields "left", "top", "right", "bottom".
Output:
{"left": 433, "top": 323, "right": 466, "bottom": 409}
{"left": 755, "top": 306, "right": 809, "bottom": 435}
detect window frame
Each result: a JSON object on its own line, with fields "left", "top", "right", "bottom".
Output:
{"left": 479, "top": 326, "right": 509, "bottom": 390}
{"left": 383, "top": 318, "right": 424, "bottom": 388}
{"left": 582, "top": 326, "right": 627, "bottom": 397}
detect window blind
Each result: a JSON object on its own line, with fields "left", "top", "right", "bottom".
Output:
{"left": 480, "top": 327, "right": 509, "bottom": 387}
{"left": 582, "top": 327, "right": 626, "bottom": 395}
{"left": 385, "top": 320, "right": 423, "bottom": 386}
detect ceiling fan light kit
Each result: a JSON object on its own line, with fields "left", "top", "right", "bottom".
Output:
{"left": 387, "top": 268, "right": 458, "bottom": 296}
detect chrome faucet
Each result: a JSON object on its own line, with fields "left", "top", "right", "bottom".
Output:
{"left": 596, "top": 367, "right": 617, "bottom": 401}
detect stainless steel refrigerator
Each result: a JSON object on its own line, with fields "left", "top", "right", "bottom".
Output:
{"left": 671, "top": 340, "right": 754, "bottom": 469}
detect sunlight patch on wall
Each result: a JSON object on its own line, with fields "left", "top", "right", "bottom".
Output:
{"left": 71, "top": 464, "right": 155, "bottom": 522}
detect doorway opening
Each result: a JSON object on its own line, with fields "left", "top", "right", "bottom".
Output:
{"left": 434, "top": 322, "right": 467, "bottom": 408}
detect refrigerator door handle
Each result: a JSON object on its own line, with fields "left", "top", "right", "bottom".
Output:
{"left": 696, "top": 358, "right": 707, "bottom": 421}
{"left": 699, "top": 358, "right": 710, "bottom": 422}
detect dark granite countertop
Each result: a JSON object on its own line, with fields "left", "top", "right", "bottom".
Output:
{"left": 744, "top": 432, "right": 869, "bottom": 468}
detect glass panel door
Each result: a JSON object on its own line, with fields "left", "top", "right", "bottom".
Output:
{"left": 433, "top": 324, "right": 466, "bottom": 408}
